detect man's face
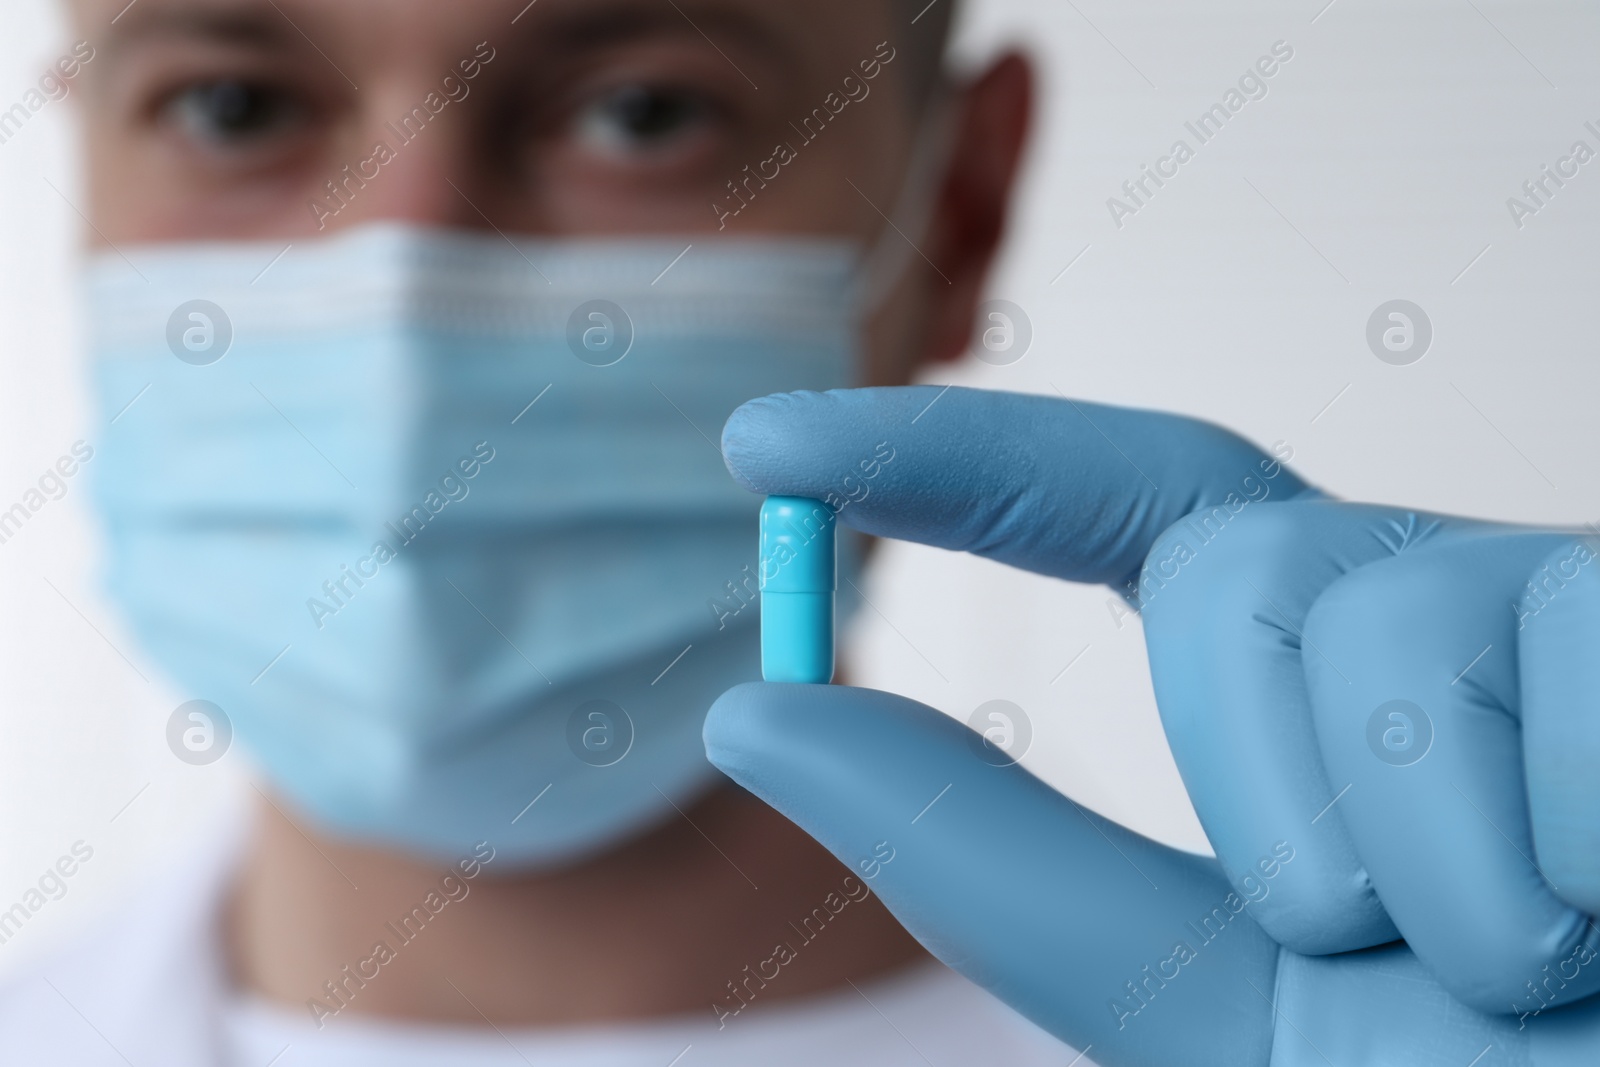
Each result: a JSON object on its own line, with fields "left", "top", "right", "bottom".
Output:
{"left": 71, "top": 0, "right": 1028, "bottom": 384}
{"left": 73, "top": 1, "right": 912, "bottom": 236}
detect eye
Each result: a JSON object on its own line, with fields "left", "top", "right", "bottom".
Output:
{"left": 573, "top": 84, "right": 716, "bottom": 157}
{"left": 163, "top": 80, "right": 306, "bottom": 147}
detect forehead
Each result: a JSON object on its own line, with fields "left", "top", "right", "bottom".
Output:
{"left": 75, "top": 0, "right": 896, "bottom": 68}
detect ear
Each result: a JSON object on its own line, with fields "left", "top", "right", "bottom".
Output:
{"left": 919, "top": 51, "right": 1035, "bottom": 364}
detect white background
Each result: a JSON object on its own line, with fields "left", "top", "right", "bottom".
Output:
{"left": 2, "top": 0, "right": 1598, "bottom": 977}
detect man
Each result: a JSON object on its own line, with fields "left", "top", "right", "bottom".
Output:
{"left": 0, "top": 0, "right": 1067, "bottom": 1063}
{"left": 10, "top": 1, "right": 1599, "bottom": 1064}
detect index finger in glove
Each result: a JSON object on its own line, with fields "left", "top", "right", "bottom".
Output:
{"left": 720, "top": 386, "right": 1316, "bottom": 586}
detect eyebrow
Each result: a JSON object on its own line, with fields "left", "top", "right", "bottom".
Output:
{"left": 103, "top": 0, "right": 795, "bottom": 54}
{"left": 527, "top": 1, "right": 802, "bottom": 94}
{"left": 103, "top": 2, "right": 310, "bottom": 51}
{"left": 533, "top": 1, "right": 793, "bottom": 59}
{"left": 97, "top": 0, "right": 800, "bottom": 85}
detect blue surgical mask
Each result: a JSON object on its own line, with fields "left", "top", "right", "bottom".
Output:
{"left": 85, "top": 224, "right": 862, "bottom": 866}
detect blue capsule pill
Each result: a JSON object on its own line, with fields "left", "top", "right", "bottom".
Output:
{"left": 759, "top": 496, "right": 836, "bottom": 684}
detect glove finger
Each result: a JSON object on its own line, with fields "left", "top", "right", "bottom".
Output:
{"left": 720, "top": 386, "right": 1315, "bottom": 586}
{"left": 1519, "top": 538, "right": 1600, "bottom": 915}
{"left": 1142, "top": 498, "right": 1419, "bottom": 955}
{"left": 705, "top": 681, "right": 1281, "bottom": 1067}
{"left": 1303, "top": 533, "right": 1600, "bottom": 1014}
{"left": 1270, "top": 943, "right": 1600, "bottom": 1067}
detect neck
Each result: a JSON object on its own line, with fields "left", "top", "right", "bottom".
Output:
{"left": 227, "top": 783, "right": 927, "bottom": 1028}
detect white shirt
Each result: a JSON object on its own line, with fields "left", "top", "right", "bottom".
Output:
{"left": 0, "top": 812, "right": 1073, "bottom": 1066}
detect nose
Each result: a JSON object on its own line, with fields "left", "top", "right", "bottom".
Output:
{"left": 312, "top": 84, "right": 497, "bottom": 233}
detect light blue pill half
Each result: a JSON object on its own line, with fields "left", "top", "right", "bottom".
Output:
{"left": 759, "top": 496, "right": 836, "bottom": 684}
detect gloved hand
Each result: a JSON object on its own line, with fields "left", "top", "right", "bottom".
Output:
{"left": 705, "top": 385, "right": 1600, "bottom": 1067}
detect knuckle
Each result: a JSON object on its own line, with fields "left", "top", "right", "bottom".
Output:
{"left": 1140, "top": 501, "right": 1309, "bottom": 630}
{"left": 1303, "top": 553, "right": 1443, "bottom": 661}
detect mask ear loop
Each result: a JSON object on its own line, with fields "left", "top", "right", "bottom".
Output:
{"left": 854, "top": 83, "right": 959, "bottom": 319}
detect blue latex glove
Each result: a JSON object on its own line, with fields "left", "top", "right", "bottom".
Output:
{"left": 706, "top": 386, "right": 1600, "bottom": 1067}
